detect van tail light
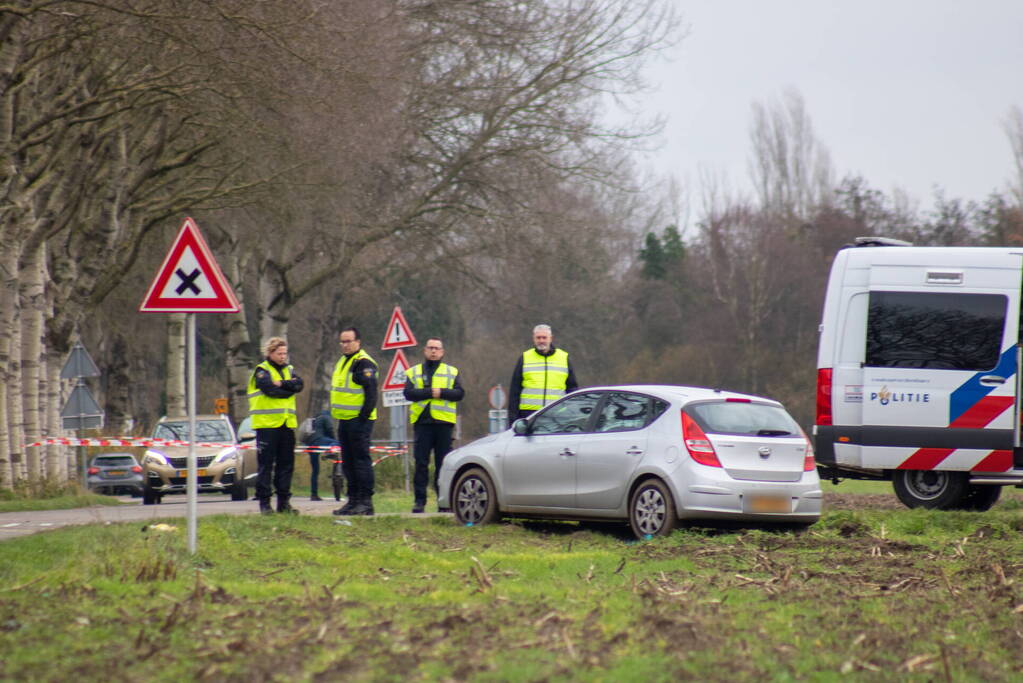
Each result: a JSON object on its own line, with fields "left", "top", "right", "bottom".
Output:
{"left": 131, "top": 466, "right": 142, "bottom": 474}
{"left": 815, "top": 368, "right": 833, "bottom": 426}
{"left": 681, "top": 410, "right": 721, "bottom": 467}
{"left": 87, "top": 467, "right": 99, "bottom": 475}
{"left": 801, "top": 429, "right": 816, "bottom": 471}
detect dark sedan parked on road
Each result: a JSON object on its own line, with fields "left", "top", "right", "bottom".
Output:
{"left": 87, "top": 453, "right": 143, "bottom": 497}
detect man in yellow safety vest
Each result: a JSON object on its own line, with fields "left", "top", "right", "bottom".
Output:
{"left": 508, "top": 323, "right": 578, "bottom": 422}
{"left": 402, "top": 337, "right": 465, "bottom": 513}
{"left": 330, "top": 326, "right": 379, "bottom": 516}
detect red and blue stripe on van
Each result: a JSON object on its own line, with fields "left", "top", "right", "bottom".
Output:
{"left": 898, "top": 346, "right": 1017, "bottom": 472}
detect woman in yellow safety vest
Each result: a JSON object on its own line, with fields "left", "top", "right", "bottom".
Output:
{"left": 247, "top": 337, "right": 304, "bottom": 515}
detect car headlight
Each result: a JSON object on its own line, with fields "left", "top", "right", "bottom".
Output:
{"left": 144, "top": 450, "right": 169, "bottom": 466}
{"left": 213, "top": 447, "right": 238, "bottom": 464}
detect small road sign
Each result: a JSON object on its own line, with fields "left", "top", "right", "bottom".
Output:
{"left": 381, "top": 306, "right": 417, "bottom": 350}
{"left": 488, "top": 384, "right": 507, "bottom": 410}
{"left": 139, "top": 217, "right": 240, "bottom": 313}
{"left": 383, "top": 349, "right": 412, "bottom": 391}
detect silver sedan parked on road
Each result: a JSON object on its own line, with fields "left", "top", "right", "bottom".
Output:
{"left": 438, "top": 385, "right": 822, "bottom": 538}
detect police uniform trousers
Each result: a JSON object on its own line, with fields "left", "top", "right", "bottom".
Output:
{"left": 255, "top": 426, "right": 295, "bottom": 500}
{"left": 413, "top": 422, "right": 453, "bottom": 505}
{"left": 338, "top": 419, "right": 374, "bottom": 499}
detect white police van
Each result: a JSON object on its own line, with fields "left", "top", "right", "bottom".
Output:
{"left": 814, "top": 237, "right": 1023, "bottom": 510}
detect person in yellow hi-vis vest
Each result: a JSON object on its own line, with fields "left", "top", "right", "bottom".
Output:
{"left": 331, "top": 326, "right": 379, "bottom": 516}
{"left": 402, "top": 337, "right": 465, "bottom": 513}
{"left": 247, "top": 337, "right": 304, "bottom": 515}
{"left": 508, "top": 323, "right": 578, "bottom": 422}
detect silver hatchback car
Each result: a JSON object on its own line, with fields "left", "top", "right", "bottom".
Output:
{"left": 438, "top": 385, "right": 822, "bottom": 538}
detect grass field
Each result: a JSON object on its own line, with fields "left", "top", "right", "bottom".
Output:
{"left": 2, "top": 483, "right": 1023, "bottom": 681}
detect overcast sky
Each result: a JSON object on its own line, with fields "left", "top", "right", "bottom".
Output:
{"left": 634, "top": 0, "right": 1023, "bottom": 207}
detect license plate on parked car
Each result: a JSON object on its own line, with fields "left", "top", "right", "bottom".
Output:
{"left": 108, "top": 470, "right": 125, "bottom": 476}
{"left": 177, "top": 469, "right": 208, "bottom": 477}
{"left": 747, "top": 495, "right": 791, "bottom": 513}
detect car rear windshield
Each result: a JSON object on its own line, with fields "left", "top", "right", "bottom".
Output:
{"left": 685, "top": 401, "right": 801, "bottom": 437}
{"left": 92, "top": 456, "right": 136, "bottom": 467}
{"left": 154, "top": 421, "right": 233, "bottom": 443}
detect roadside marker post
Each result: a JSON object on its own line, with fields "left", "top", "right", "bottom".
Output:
{"left": 140, "top": 217, "right": 239, "bottom": 554}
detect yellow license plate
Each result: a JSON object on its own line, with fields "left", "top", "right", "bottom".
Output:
{"left": 748, "top": 495, "right": 790, "bottom": 513}
{"left": 108, "top": 470, "right": 125, "bottom": 476}
{"left": 177, "top": 469, "right": 208, "bottom": 477}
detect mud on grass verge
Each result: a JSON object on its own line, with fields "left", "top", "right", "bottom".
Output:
{"left": 2, "top": 508, "right": 1023, "bottom": 680}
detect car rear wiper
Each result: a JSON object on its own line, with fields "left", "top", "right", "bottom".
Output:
{"left": 756, "top": 429, "right": 792, "bottom": 436}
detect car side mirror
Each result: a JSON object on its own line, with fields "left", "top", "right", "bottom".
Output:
{"left": 238, "top": 430, "right": 256, "bottom": 443}
{"left": 512, "top": 419, "right": 531, "bottom": 435}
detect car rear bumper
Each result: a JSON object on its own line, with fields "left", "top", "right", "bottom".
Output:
{"left": 672, "top": 465, "right": 823, "bottom": 522}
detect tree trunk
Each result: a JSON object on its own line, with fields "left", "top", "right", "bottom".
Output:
{"left": 20, "top": 239, "right": 46, "bottom": 480}
{"left": 221, "top": 252, "right": 256, "bottom": 426}
{"left": 165, "top": 314, "right": 186, "bottom": 416}
{"left": 0, "top": 242, "right": 15, "bottom": 488}
{"left": 44, "top": 351, "right": 64, "bottom": 481}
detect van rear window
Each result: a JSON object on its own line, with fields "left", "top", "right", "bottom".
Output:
{"left": 866, "top": 291, "right": 1005, "bottom": 370}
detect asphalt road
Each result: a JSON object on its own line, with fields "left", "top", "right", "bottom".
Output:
{"left": 0, "top": 495, "right": 450, "bottom": 541}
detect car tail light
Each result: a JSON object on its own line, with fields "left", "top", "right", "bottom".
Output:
{"left": 681, "top": 410, "right": 721, "bottom": 467}
{"left": 815, "top": 368, "right": 833, "bottom": 426}
{"left": 801, "top": 429, "right": 816, "bottom": 471}
{"left": 131, "top": 466, "right": 142, "bottom": 473}
{"left": 87, "top": 467, "right": 99, "bottom": 475}
{"left": 725, "top": 397, "right": 750, "bottom": 403}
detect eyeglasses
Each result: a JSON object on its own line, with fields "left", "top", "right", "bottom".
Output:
{"left": 425, "top": 346, "right": 443, "bottom": 350}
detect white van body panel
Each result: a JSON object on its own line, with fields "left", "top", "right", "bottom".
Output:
{"left": 816, "top": 245, "right": 1023, "bottom": 477}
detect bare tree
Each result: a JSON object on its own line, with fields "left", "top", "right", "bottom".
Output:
{"left": 749, "top": 89, "right": 834, "bottom": 219}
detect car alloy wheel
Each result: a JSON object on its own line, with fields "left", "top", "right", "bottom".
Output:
{"left": 453, "top": 468, "right": 499, "bottom": 526}
{"left": 629, "top": 479, "right": 677, "bottom": 538}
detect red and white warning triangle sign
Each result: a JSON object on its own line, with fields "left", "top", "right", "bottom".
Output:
{"left": 382, "top": 349, "right": 412, "bottom": 391}
{"left": 381, "top": 305, "right": 417, "bottom": 350}
{"left": 139, "top": 217, "right": 240, "bottom": 313}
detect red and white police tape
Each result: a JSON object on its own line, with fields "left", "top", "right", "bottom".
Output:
{"left": 21, "top": 437, "right": 406, "bottom": 465}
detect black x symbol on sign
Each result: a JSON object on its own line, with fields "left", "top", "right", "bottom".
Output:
{"left": 175, "top": 268, "right": 201, "bottom": 295}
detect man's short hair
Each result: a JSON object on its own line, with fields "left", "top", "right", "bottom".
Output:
{"left": 533, "top": 324, "right": 552, "bottom": 336}
{"left": 425, "top": 336, "right": 444, "bottom": 346}
{"left": 263, "top": 337, "right": 288, "bottom": 357}
{"left": 340, "top": 326, "right": 361, "bottom": 340}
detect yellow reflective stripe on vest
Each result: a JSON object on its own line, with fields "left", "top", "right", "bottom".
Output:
{"left": 330, "top": 349, "right": 378, "bottom": 420}
{"left": 519, "top": 348, "right": 569, "bottom": 411}
{"left": 247, "top": 361, "right": 298, "bottom": 428}
{"left": 407, "top": 362, "right": 458, "bottom": 424}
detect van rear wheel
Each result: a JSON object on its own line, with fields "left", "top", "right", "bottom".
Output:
{"left": 892, "top": 470, "right": 968, "bottom": 509}
{"left": 955, "top": 484, "right": 1002, "bottom": 511}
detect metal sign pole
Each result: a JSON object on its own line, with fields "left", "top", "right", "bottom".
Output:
{"left": 186, "top": 313, "right": 198, "bottom": 554}
{"left": 401, "top": 404, "right": 410, "bottom": 493}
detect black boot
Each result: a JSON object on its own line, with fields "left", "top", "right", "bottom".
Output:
{"left": 333, "top": 491, "right": 357, "bottom": 515}
{"left": 277, "top": 494, "right": 298, "bottom": 515}
{"left": 350, "top": 495, "right": 374, "bottom": 516}
{"left": 258, "top": 499, "right": 273, "bottom": 515}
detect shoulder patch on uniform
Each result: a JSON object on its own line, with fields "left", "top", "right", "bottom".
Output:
{"left": 256, "top": 369, "right": 269, "bottom": 379}
{"left": 363, "top": 368, "right": 376, "bottom": 378}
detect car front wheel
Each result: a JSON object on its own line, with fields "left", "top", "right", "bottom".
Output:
{"left": 452, "top": 468, "right": 500, "bottom": 526}
{"left": 629, "top": 478, "right": 677, "bottom": 539}
{"left": 892, "top": 470, "right": 968, "bottom": 509}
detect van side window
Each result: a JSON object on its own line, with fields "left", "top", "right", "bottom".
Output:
{"left": 866, "top": 291, "right": 1006, "bottom": 370}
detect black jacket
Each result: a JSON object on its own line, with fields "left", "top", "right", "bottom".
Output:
{"left": 254, "top": 360, "right": 304, "bottom": 399}
{"left": 338, "top": 352, "right": 378, "bottom": 422}
{"left": 402, "top": 358, "right": 465, "bottom": 424}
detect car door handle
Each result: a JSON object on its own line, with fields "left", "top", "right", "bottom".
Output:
{"left": 559, "top": 448, "right": 576, "bottom": 456}
{"left": 980, "top": 375, "right": 1006, "bottom": 386}
{"left": 626, "top": 448, "right": 644, "bottom": 455}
